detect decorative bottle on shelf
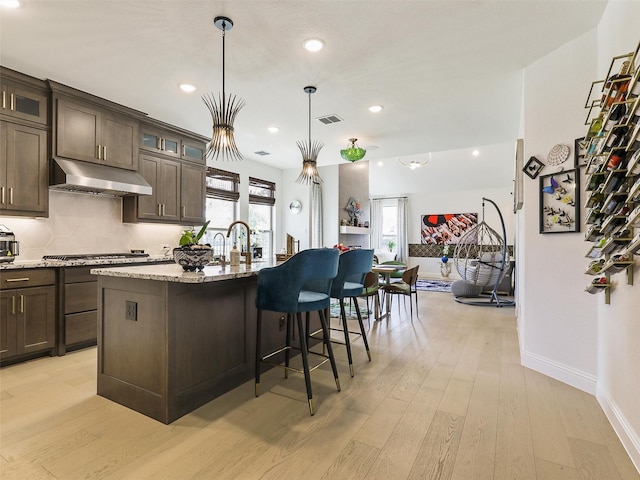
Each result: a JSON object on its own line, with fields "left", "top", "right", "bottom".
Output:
{"left": 230, "top": 243, "right": 240, "bottom": 266}
{"left": 602, "top": 60, "right": 631, "bottom": 107}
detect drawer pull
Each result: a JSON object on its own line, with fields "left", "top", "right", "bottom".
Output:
{"left": 6, "top": 277, "right": 30, "bottom": 282}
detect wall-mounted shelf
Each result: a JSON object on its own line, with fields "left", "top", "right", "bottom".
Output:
{"left": 339, "top": 226, "right": 370, "bottom": 235}
{"left": 582, "top": 46, "right": 638, "bottom": 306}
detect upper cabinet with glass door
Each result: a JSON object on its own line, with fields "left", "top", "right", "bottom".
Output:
{"left": 140, "top": 120, "right": 206, "bottom": 164}
{"left": 0, "top": 67, "right": 48, "bottom": 126}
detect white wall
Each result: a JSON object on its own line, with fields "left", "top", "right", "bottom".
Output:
{"left": 594, "top": 1, "right": 640, "bottom": 470}
{"left": 521, "top": 1, "right": 640, "bottom": 469}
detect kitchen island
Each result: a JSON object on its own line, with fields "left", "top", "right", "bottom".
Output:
{"left": 91, "top": 261, "right": 292, "bottom": 424}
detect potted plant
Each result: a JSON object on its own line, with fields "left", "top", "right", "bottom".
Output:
{"left": 173, "top": 221, "right": 213, "bottom": 271}
{"left": 388, "top": 240, "right": 396, "bottom": 252}
{"left": 440, "top": 244, "right": 450, "bottom": 263}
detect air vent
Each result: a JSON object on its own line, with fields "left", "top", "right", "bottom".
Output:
{"left": 254, "top": 151, "right": 270, "bottom": 156}
{"left": 316, "top": 114, "right": 343, "bottom": 125}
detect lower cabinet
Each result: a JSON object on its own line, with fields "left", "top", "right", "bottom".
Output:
{"left": 59, "top": 266, "right": 97, "bottom": 354}
{"left": 0, "top": 269, "right": 56, "bottom": 363}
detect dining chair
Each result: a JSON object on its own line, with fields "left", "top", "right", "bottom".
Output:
{"left": 255, "top": 248, "right": 340, "bottom": 415}
{"left": 384, "top": 265, "right": 420, "bottom": 319}
{"left": 358, "top": 271, "right": 381, "bottom": 322}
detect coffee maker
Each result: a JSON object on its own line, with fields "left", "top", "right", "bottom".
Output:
{"left": 0, "top": 225, "right": 19, "bottom": 263}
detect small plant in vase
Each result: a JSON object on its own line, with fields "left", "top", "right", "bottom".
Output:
{"left": 173, "top": 221, "right": 213, "bottom": 271}
{"left": 388, "top": 240, "right": 396, "bottom": 252}
{"left": 440, "top": 244, "right": 450, "bottom": 263}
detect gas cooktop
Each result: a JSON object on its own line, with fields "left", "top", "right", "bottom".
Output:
{"left": 42, "top": 252, "right": 149, "bottom": 261}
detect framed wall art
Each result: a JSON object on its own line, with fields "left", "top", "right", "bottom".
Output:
{"left": 523, "top": 155, "right": 544, "bottom": 179}
{"left": 539, "top": 168, "right": 580, "bottom": 234}
{"left": 574, "top": 137, "right": 588, "bottom": 168}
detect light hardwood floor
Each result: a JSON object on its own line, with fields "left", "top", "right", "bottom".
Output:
{"left": 1, "top": 291, "right": 638, "bottom": 480}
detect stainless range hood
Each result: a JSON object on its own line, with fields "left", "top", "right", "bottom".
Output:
{"left": 50, "top": 158, "right": 152, "bottom": 196}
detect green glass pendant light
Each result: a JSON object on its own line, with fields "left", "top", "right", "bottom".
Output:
{"left": 340, "top": 138, "right": 366, "bottom": 162}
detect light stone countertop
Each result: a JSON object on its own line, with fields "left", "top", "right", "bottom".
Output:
{"left": 90, "top": 261, "right": 278, "bottom": 283}
{"left": 0, "top": 255, "right": 173, "bottom": 270}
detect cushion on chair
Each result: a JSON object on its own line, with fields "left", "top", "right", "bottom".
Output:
{"left": 451, "top": 280, "right": 483, "bottom": 297}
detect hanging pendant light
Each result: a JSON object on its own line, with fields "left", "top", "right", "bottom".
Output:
{"left": 296, "top": 86, "right": 324, "bottom": 184}
{"left": 340, "top": 138, "right": 366, "bottom": 162}
{"left": 202, "top": 16, "right": 245, "bottom": 161}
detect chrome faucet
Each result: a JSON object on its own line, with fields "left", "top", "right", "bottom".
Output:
{"left": 226, "top": 220, "right": 251, "bottom": 265}
{"left": 211, "top": 232, "right": 226, "bottom": 266}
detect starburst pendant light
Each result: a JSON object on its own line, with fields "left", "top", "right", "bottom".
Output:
{"left": 202, "top": 16, "right": 245, "bottom": 161}
{"left": 296, "top": 86, "right": 324, "bottom": 184}
{"left": 340, "top": 138, "right": 366, "bottom": 162}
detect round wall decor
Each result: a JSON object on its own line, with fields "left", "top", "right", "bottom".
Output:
{"left": 547, "top": 144, "right": 570, "bottom": 166}
{"left": 289, "top": 200, "right": 302, "bottom": 214}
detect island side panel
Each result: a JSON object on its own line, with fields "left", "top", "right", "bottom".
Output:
{"left": 168, "top": 278, "right": 254, "bottom": 421}
{"left": 97, "top": 275, "right": 169, "bottom": 422}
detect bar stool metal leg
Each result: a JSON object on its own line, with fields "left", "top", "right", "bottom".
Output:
{"left": 351, "top": 296, "right": 371, "bottom": 361}
{"left": 318, "top": 308, "right": 341, "bottom": 391}
{"left": 296, "top": 312, "right": 315, "bottom": 415}
{"left": 339, "top": 299, "right": 355, "bottom": 377}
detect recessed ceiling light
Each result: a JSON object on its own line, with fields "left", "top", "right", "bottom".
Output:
{"left": 179, "top": 83, "right": 196, "bottom": 93}
{"left": 267, "top": 126, "right": 279, "bottom": 133}
{"left": 368, "top": 105, "right": 383, "bottom": 113}
{"left": 377, "top": 161, "right": 384, "bottom": 166}
{"left": 303, "top": 38, "right": 324, "bottom": 52}
{"left": 472, "top": 149, "right": 480, "bottom": 156}
{"left": 0, "top": 0, "right": 20, "bottom": 7}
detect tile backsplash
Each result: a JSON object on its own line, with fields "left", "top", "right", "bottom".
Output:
{"left": 1, "top": 191, "right": 185, "bottom": 260}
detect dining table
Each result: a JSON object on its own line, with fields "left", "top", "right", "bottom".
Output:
{"left": 371, "top": 264, "right": 404, "bottom": 320}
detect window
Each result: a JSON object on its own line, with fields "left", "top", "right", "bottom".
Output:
{"left": 204, "top": 167, "right": 239, "bottom": 255}
{"left": 382, "top": 203, "right": 398, "bottom": 251}
{"left": 248, "top": 177, "right": 275, "bottom": 260}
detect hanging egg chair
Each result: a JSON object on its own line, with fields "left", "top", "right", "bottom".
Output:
{"left": 452, "top": 197, "right": 514, "bottom": 307}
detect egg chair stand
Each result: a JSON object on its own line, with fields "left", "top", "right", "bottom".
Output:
{"left": 452, "top": 197, "right": 515, "bottom": 307}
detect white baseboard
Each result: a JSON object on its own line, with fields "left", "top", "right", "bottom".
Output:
{"left": 520, "top": 349, "right": 597, "bottom": 395}
{"left": 597, "top": 390, "right": 640, "bottom": 474}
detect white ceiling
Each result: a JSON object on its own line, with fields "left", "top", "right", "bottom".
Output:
{"left": 0, "top": 0, "right": 606, "bottom": 169}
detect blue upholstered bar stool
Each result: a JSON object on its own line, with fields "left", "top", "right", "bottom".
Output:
{"left": 255, "top": 248, "right": 340, "bottom": 416}
{"left": 328, "top": 248, "right": 374, "bottom": 377}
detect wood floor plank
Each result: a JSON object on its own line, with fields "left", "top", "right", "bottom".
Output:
{"left": 525, "top": 368, "right": 576, "bottom": 467}
{"left": 406, "top": 410, "right": 464, "bottom": 480}
{"left": 494, "top": 363, "right": 537, "bottom": 480}
{"left": 0, "top": 291, "right": 637, "bottom": 480}
{"left": 450, "top": 370, "right": 500, "bottom": 480}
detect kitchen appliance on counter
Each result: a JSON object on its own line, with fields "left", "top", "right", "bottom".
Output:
{"left": 0, "top": 225, "right": 19, "bottom": 263}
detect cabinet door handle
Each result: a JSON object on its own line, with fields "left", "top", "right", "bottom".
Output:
{"left": 9, "top": 187, "right": 13, "bottom": 205}
{"left": 97, "top": 144, "right": 102, "bottom": 160}
{"left": 161, "top": 204, "right": 165, "bottom": 216}
{"left": 182, "top": 145, "right": 186, "bottom": 157}
{"left": 10, "top": 93, "right": 15, "bottom": 111}
{"left": 156, "top": 137, "right": 161, "bottom": 150}
{"left": 161, "top": 138, "right": 165, "bottom": 151}
{"left": 1, "top": 187, "right": 5, "bottom": 205}
{"left": 20, "top": 294, "right": 24, "bottom": 314}
{"left": 181, "top": 206, "right": 185, "bottom": 218}
{"left": 103, "top": 145, "right": 107, "bottom": 161}
{"left": 11, "top": 296, "right": 15, "bottom": 315}
{"left": 1, "top": 91, "right": 5, "bottom": 109}
{"left": 158, "top": 204, "right": 162, "bottom": 216}
{"left": 6, "top": 277, "right": 30, "bottom": 282}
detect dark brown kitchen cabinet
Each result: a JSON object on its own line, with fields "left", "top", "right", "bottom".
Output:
{"left": 122, "top": 156, "right": 205, "bottom": 224}
{"left": 0, "top": 269, "right": 56, "bottom": 364}
{"left": 140, "top": 124, "right": 181, "bottom": 159}
{"left": 123, "top": 154, "right": 181, "bottom": 222}
{"left": 54, "top": 96, "right": 139, "bottom": 171}
{"left": 0, "top": 70, "right": 48, "bottom": 125}
{"left": 0, "top": 121, "right": 49, "bottom": 217}
{"left": 180, "top": 162, "right": 206, "bottom": 223}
